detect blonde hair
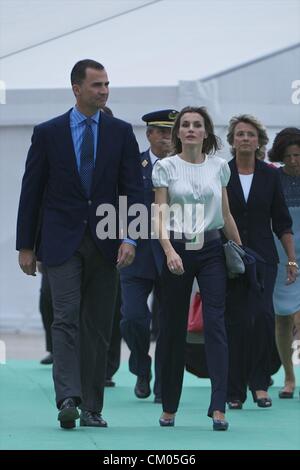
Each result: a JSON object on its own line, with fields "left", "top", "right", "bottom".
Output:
{"left": 227, "top": 114, "right": 269, "bottom": 158}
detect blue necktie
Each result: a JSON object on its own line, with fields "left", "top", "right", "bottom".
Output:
{"left": 80, "top": 117, "right": 94, "bottom": 197}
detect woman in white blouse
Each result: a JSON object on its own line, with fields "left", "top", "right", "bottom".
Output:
{"left": 152, "top": 106, "right": 241, "bottom": 431}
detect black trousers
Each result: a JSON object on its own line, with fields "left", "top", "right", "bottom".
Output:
{"left": 225, "top": 264, "right": 277, "bottom": 402}
{"left": 46, "top": 231, "right": 118, "bottom": 412}
{"left": 150, "top": 287, "right": 160, "bottom": 340}
{"left": 39, "top": 271, "right": 53, "bottom": 353}
{"left": 106, "top": 280, "right": 121, "bottom": 379}
{"left": 39, "top": 270, "right": 121, "bottom": 378}
{"left": 160, "top": 239, "right": 228, "bottom": 417}
{"left": 120, "top": 274, "right": 163, "bottom": 397}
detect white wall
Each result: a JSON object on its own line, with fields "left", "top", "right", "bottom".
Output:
{"left": 0, "top": 126, "right": 41, "bottom": 331}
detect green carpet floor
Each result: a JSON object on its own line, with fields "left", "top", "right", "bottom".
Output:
{"left": 0, "top": 361, "right": 299, "bottom": 450}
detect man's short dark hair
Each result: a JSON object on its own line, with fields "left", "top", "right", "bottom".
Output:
{"left": 71, "top": 59, "right": 105, "bottom": 85}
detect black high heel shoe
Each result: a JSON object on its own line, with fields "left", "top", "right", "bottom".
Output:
{"left": 278, "top": 388, "right": 294, "bottom": 399}
{"left": 256, "top": 397, "right": 272, "bottom": 407}
{"left": 212, "top": 418, "right": 229, "bottom": 431}
{"left": 252, "top": 391, "right": 272, "bottom": 408}
{"left": 228, "top": 400, "right": 243, "bottom": 410}
{"left": 159, "top": 415, "right": 175, "bottom": 427}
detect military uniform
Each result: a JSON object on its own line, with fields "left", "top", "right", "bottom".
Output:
{"left": 120, "top": 109, "right": 178, "bottom": 401}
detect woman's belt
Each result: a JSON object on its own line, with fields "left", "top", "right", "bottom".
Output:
{"left": 169, "top": 229, "right": 220, "bottom": 244}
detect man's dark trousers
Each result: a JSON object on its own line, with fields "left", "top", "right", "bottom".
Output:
{"left": 46, "top": 230, "right": 118, "bottom": 411}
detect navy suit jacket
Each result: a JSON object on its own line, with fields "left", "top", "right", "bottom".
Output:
{"left": 227, "top": 158, "right": 292, "bottom": 264}
{"left": 121, "top": 150, "right": 164, "bottom": 279}
{"left": 16, "top": 109, "right": 144, "bottom": 266}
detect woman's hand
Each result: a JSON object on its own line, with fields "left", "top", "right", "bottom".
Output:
{"left": 286, "top": 263, "right": 298, "bottom": 285}
{"left": 166, "top": 250, "right": 185, "bottom": 275}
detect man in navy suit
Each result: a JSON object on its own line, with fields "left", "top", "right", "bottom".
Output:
{"left": 120, "top": 109, "right": 178, "bottom": 403}
{"left": 16, "top": 59, "right": 144, "bottom": 429}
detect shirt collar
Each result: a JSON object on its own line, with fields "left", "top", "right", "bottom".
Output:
{"left": 149, "top": 148, "right": 160, "bottom": 166}
{"left": 72, "top": 106, "right": 100, "bottom": 124}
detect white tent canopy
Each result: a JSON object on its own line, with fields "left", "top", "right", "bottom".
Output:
{"left": 1, "top": 0, "right": 300, "bottom": 88}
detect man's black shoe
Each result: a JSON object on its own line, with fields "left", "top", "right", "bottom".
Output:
{"left": 134, "top": 376, "right": 151, "bottom": 399}
{"left": 105, "top": 377, "right": 116, "bottom": 387}
{"left": 57, "top": 398, "right": 79, "bottom": 429}
{"left": 40, "top": 353, "right": 53, "bottom": 365}
{"left": 80, "top": 410, "right": 108, "bottom": 427}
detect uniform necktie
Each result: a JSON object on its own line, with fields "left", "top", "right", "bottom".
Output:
{"left": 80, "top": 117, "right": 94, "bottom": 197}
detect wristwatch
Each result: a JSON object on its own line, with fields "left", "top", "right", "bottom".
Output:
{"left": 286, "top": 261, "right": 299, "bottom": 269}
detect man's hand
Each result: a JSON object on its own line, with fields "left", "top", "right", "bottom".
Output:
{"left": 116, "top": 243, "right": 136, "bottom": 270}
{"left": 19, "top": 249, "right": 37, "bottom": 276}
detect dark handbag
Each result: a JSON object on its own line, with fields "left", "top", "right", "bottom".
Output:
{"left": 223, "top": 240, "right": 246, "bottom": 278}
{"left": 185, "top": 342, "right": 209, "bottom": 378}
{"left": 187, "top": 292, "right": 204, "bottom": 333}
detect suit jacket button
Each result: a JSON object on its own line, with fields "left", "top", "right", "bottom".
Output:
{"left": 88, "top": 200, "right": 92, "bottom": 206}
{"left": 83, "top": 220, "right": 88, "bottom": 224}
